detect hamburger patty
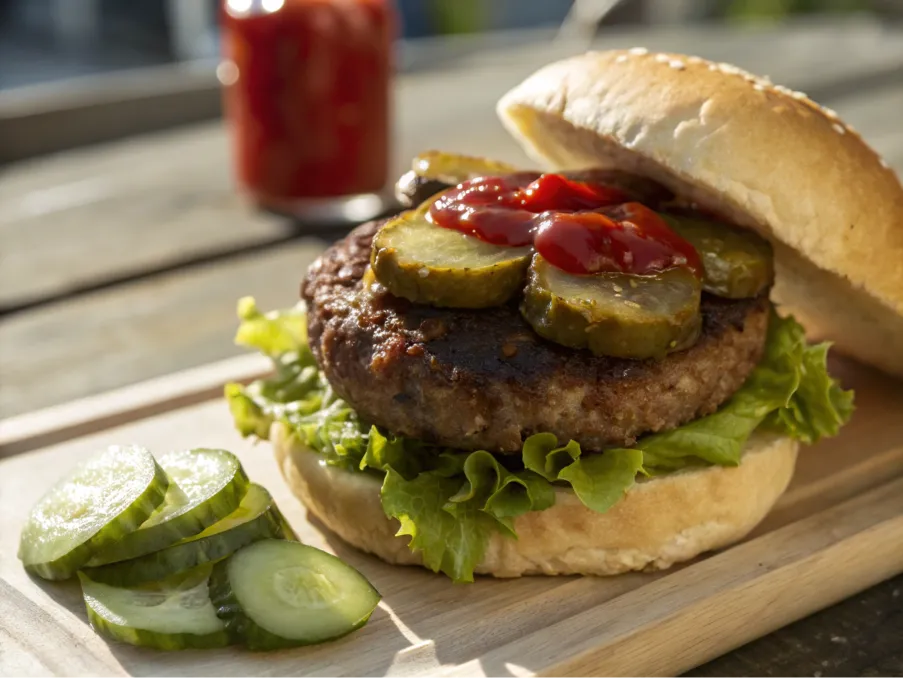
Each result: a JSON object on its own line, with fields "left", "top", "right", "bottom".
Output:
{"left": 303, "top": 220, "right": 770, "bottom": 453}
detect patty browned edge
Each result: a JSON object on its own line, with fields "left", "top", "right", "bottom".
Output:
{"left": 302, "top": 220, "right": 770, "bottom": 453}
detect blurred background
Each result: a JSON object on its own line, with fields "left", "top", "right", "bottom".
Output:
{"left": 1, "top": 0, "right": 901, "bottom": 90}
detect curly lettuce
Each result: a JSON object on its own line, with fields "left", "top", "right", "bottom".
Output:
{"left": 226, "top": 297, "right": 853, "bottom": 582}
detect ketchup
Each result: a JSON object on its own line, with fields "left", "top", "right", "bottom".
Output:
{"left": 220, "top": 0, "right": 394, "bottom": 205}
{"left": 428, "top": 173, "right": 701, "bottom": 277}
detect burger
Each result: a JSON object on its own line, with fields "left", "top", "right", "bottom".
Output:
{"left": 226, "top": 49, "right": 902, "bottom": 583}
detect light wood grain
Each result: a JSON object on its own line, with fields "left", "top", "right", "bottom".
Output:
{"left": 0, "top": 352, "right": 901, "bottom": 676}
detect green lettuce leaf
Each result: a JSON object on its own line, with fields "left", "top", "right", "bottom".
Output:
{"left": 523, "top": 433, "right": 642, "bottom": 512}
{"left": 235, "top": 296, "right": 308, "bottom": 357}
{"left": 381, "top": 468, "right": 498, "bottom": 583}
{"left": 766, "top": 342, "right": 856, "bottom": 444}
{"left": 225, "top": 298, "right": 853, "bottom": 582}
{"left": 636, "top": 310, "right": 854, "bottom": 471}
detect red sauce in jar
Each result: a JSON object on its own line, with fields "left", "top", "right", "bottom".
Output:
{"left": 221, "top": 0, "right": 394, "bottom": 204}
{"left": 428, "top": 173, "right": 701, "bottom": 276}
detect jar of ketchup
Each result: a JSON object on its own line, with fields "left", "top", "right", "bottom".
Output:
{"left": 220, "top": 0, "right": 395, "bottom": 222}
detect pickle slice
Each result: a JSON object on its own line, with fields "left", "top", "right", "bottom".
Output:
{"left": 394, "top": 171, "right": 453, "bottom": 209}
{"left": 371, "top": 212, "right": 532, "bottom": 308}
{"left": 413, "top": 150, "right": 519, "bottom": 184}
{"left": 521, "top": 255, "right": 702, "bottom": 359}
{"left": 659, "top": 213, "right": 774, "bottom": 298}
{"left": 395, "top": 151, "right": 522, "bottom": 209}
{"left": 79, "top": 565, "right": 229, "bottom": 650}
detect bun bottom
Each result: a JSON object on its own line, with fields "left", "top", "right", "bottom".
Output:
{"left": 272, "top": 423, "right": 798, "bottom": 577}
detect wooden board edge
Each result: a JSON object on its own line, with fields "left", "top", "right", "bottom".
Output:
{"left": 443, "top": 476, "right": 903, "bottom": 677}
{"left": 0, "top": 354, "right": 270, "bottom": 458}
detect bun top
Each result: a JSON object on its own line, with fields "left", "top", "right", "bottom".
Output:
{"left": 497, "top": 49, "right": 903, "bottom": 378}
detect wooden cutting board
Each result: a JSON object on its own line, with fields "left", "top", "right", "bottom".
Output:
{"left": 2, "top": 353, "right": 902, "bottom": 677}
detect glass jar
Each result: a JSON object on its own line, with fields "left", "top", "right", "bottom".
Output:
{"left": 220, "top": 0, "right": 396, "bottom": 223}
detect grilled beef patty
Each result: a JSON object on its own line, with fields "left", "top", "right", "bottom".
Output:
{"left": 302, "top": 220, "right": 770, "bottom": 453}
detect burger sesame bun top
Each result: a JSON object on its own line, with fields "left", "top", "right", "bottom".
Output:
{"left": 496, "top": 49, "right": 903, "bottom": 379}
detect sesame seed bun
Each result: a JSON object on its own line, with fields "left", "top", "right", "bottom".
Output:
{"left": 497, "top": 49, "right": 903, "bottom": 378}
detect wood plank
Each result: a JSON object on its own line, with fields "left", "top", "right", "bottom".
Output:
{"left": 0, "top": 123, "right": 294, "bottom": 312}
{"left": 0, "top": 353, "right": 901, "bottom": 676}
{"left": 0, "top": 578, "right": 121, "bottom": 677}
{"left": 0, "top": 240, "right": 326, "bottom": 418}
{"left": 688, "top": 573, "right": 903, "bottom": 677}
{"left": 0, "top": 353, "right": 269, "bottom": 458}
{"left": 3, "top": 20, "right": 902, "bottom": 310}
{"left": 0, "top": 61, "right": 221, "bottom": 165}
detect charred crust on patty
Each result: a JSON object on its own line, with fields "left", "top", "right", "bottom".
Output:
{"left": 303, "top": 220, "right": 771, "bottom": 453}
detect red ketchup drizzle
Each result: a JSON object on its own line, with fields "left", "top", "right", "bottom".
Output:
{"left": 428, "top": 173, "right": 701, "bottom": 277}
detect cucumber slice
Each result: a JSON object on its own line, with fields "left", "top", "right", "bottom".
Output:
{"left": 210, "top": 539, "right": 381, "bottom": 650}
{"left": 87, "top": 449, "right": 250, "bottom": 566}
{"left": 371, "top": 212, "right": 532, "bottom": 308}
{"left": 83, "top": 484, "right": 290, "bottom": 587}
{"left": 79, "top": 565, "right": 228, "bottom": 650}
{"left": 659, "top": 213, "right": 774, "bottom": 299}
{"left": 18, "top": 445, "right": 168, "bottom": 580}
{"left": 521, "top": 254, "right": 702, "bottom": 360}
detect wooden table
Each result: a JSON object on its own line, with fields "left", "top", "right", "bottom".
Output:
{"left": 2, "top": 17, "right": 902, "bottom": 676}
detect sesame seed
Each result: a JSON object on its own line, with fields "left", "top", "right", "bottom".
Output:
{"left": 615, "top": 54, "right": 628, "bottom": 63}
{"left": 774, "top": 84, "right": 793, "bottom": 95}
{"left": 791, "top": 90, "right": 808, "bottom": 100}
{"left": 687, "top": 56, "right": 703, "bottom": 64}
{"left": 832, "top": 123, "right": 846, "bottom": 134}
{"left": 708, "top": 64, "right": 718, "bottom": 71}
{"left": 822, "top": 106, "right": 838, "bottom": 119}
{"left": 753, "top": 83, "right": 766, "bottom": 92}
{"left": 669, "top": 59, "right": 685, "bottom": 70}
{"left": 628, "top": 47, "right": 648, "bottom": 55}
{"left": 655, "top": 53, "right": 670, "bottom": 63}
{"left": 879, "top": 157, "right": 890, "bottom": 169}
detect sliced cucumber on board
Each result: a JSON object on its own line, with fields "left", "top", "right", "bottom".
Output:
{"left": 18, "top": 445, "right": 169, "bottom": 580}
{"left": 210, "top": 539, "right": 381, "bottom": 650}
{"left": 87, "top": 449, "right": 250, "bottom": 566}
{"left": 83, "top": 484, "right": 291, "bottom": 587}
{"left": 79, "top": 565, "right": 229, "bottom": 650}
